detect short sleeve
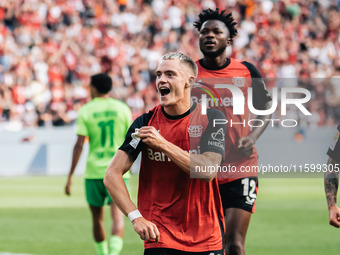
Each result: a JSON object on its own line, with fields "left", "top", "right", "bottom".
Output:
{"left": 327, "top": 126, "right": 340, "bottom": 161}
{"left": 200, "top": 108, "right": 226, "bottom": 162}
{"left": 119, "top": 111, "right": 153, "bottom": 160}
{"left": 241, "top": 61, "right": 272, "bottom": 110}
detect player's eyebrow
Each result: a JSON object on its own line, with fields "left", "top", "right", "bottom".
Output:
{"left": 155, "top": 70, "right": 177, "bottom": 76}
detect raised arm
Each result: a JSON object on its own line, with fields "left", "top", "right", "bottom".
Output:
{"left": 237, "top": 61, "right": 273, "bottom": 157}
{"left": 139, "top": 108, "right": 225, "bottom": 182}
{"left": 238, "top": 101, "right": 272, "bottom": 157}
{"left": 140, "top": 126, "right": 221, "bottom": 182}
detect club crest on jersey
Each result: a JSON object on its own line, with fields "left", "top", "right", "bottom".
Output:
{"left": 330, "top": 129, "right": 339, "bottom": 151}
{"left": 188, "top": 125, "right": 203, "bottom": 138}
{"left": 211, "top": 128, "right": 225, "bottom": 143}
{"left": 232, "top": 77, "right": 245, "bottom": 87}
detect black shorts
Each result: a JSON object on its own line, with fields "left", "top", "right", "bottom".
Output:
{"left": 144, "top": 248, "right": 223, "bottom": 255}
{"left": 219, "top": 177, "right": 258, "bottom": 213}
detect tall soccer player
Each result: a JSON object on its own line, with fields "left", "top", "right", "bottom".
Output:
{"left": 65, "top": 73, "right": 132, "bottom": 255}
{"left": 193, "top": 9, "right": 272, "bottom": 255}
{"left": 324, "top": 125, "right": 340, "bottom": 228}
{"left": 104, "top": 52, "right": 226, "bottom": 255}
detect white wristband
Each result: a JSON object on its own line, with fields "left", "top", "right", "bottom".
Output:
{"left": 127, "top": 210, "right": 142, "bottom": 222}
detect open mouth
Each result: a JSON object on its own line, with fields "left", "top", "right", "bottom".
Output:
{"left": 159, "top": 87, "right": 171, "bottom": 96}
{"left": 204, "top": 41, "right": 216, "bottom": 46}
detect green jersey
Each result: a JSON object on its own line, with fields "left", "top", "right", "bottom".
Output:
{"left": 76, "top": 97, "right": 132, "bottom": 179}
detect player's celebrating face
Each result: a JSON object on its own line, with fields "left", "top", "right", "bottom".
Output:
{"left": 155, "top": 55, "right": 196, "bottom": 115}
{"left": 199, "top": 20, "right": 231, "bottom": 58}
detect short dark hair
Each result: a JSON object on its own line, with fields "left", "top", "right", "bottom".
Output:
{"left": 90, "top": 73, "right": 112, "bottom": 94}
{"left": 194, "top": 8, "right": 238, "bottom": 40}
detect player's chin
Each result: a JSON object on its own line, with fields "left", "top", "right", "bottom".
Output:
{"left": 200, "top": 45, "right": 216, "bottom": 52}
{"left": 159, "top": 99, "right": 168, "bottom": 107}
{"left": 159, "top": 97, "right": 171, "bottom": 107}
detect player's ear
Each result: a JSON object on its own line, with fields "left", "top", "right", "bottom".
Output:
{"left": 226, "top": 38, "right": 231, "bottom": 46}
{"left": 186, "top": 77, "right": 194, "bottom": 88}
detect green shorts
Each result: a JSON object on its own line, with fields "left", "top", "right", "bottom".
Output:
{"left": 85, "top": 178, "right": 130, "bottom": 207}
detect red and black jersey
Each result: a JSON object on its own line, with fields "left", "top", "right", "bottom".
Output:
{"left": 328, "top": 125, "right": 340, "bottom": 161}
{"left": 192, "top": 58, "right": 272, "bottom": 184}
{"left": 119, "top": 102, "right": 225, "bottom": 252}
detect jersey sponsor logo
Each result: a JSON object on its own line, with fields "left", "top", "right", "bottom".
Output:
{"left": 191, "top": 96, "right": 233, "bottom": 107}
{"left": 93, "top": 111, "right": 117, "bottom": 118}
{"left": 130, "top": 128, "right": 141, "bottom": 149}
{"left": 330, "top": 129, "right": 339, "bottom": 151}
{"left": 211, "top": 128, "right": 225, "bottom": 143}
{"left": 232, "top": 77, "right": 245, "bottom": 87}
{"left": 147, "top": 147, "right": 200, "bottom": 162}
{"left": 208, "top": 128, "right": 225, "bottom": 150}
{"left": 188, "top": 125, "right": 203, "bottom": 138}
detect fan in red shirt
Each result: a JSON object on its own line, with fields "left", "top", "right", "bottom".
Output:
{"left": 192, "top": 9, "right": 272, "bottom": 255}
{"left": 104, "top": 52, "right": 226, "bottom": 255}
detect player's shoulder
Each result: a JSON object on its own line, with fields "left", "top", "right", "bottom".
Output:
{"left": 77, "top": 101, "right": 92, "bottom": 115}
{"left": 133, "top": 108, "right": 155, "bottom": 125}
{"left": 192, "top": 103, "right": 225, "bottom": 122}
{"left": 239, "top": 60, "right": 260, "bottom": 72}
{"left": 207, "top": 107, "right": 225, "bottom": 120}
{"left": 109, "top": 98, "right": 131, "bottom": 112}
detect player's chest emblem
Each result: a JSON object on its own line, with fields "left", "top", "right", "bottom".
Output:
{"left": 188, "top": 125, "right": 203, "bottom": 138}
{"left": 232, "top": 77, "right": 245, "bottom": 87}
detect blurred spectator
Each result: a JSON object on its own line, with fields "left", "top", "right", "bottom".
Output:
{"left": 0, "top": 0, "right": 339, "bottom": 129}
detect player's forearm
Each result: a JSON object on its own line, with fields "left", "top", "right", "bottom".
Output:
{"left": 104, "top": 172, "right": 136, "bottom": 215}
{"left": 248, "top": 101, "right": 272, "bottom": 142}
{"left": 248, "top": 113, "right": 271, "bottom": 143}
{"left": 68, "top": 144, "right": 83, "bottom": 177}
{"left": 324, "top": 157, "right": 340, "bottom": 208}
{"left": 104, "top": 150, "right": 137, "bottom": 216}
{"left": 162, "top": 141, "right": 220, "bottom": 181}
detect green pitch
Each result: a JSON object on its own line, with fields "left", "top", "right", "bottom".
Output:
{"left": 0, "top": 176, "right": 338, "bottom": 255}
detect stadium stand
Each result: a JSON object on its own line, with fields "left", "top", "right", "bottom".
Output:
{"left": 0, "top": 0, "right": 339, "bottom": 130}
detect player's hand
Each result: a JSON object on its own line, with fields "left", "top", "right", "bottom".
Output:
{"left": 132, "top": 217, "right": 160, "bottom": 242}
{"left": 139, "top": 126, "right": 166, "bottom": 150}
{"left": 237, "top": 136, "right": 254, "bottom": 157}
{"left": 65, "top": 177, "right": 72, "bottom": 196}
{"left": 328, "top": 206, "right": 340, "bottom": 228}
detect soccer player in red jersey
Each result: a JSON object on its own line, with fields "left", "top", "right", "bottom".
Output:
{"left": 104, "top": 52, "right": 226, "bottom": 255}
{"left": 192, "top": 9, "right": 272, "bottom": 255}
{"left": 324, "top": 125, "right": 340, "bottom": 228}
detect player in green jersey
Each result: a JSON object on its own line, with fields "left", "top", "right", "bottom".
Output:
{"left": 65, "top": 73, "right": 132, "bottom": 255}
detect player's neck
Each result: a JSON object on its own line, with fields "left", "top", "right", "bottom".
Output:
{"left": 202, "top": 54, "right": 228, "bottom": 69}
{"left": 92, "top": 94, "right": 109, "bottom": 99}
{"left": 163, "top": 100, "right": 192, "bottom": 117}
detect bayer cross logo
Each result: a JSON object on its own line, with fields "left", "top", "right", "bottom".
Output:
{"left": 188, "top": 125, "right": 203, "bottom": 138}
{"left": 232, "top": 77, "right": 245, "bottom": 87}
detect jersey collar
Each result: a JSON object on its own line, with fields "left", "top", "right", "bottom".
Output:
{"left": 199, "top": 58, "right": 231, "bottom": 70}
{"left": 161, "top": 102, "right": 197, "bottom": 120}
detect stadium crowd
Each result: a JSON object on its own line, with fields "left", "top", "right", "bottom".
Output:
{"left": 0, "top": 0, "right": 339, "bottom": 131}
